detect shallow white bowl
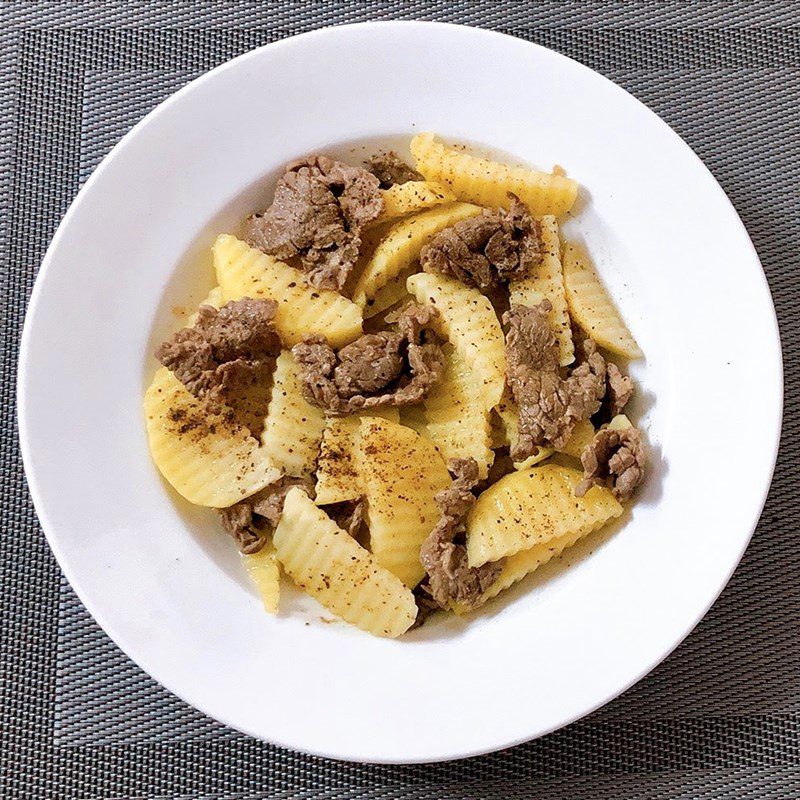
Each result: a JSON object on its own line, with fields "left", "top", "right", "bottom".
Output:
{"left": 18, "top": 22, "right": 782, "bottom": 763}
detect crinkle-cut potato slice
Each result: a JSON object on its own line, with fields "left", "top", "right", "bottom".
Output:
{"left": 483, "top": 528, "right": 597, "bottom": 603}
{"left": 398, "top": 403, "right": 429, "bottom": 438}
{"left": 314, "top": 416, "right": 361, "bottom": 505}
{"left": 213, "top": 234, "right": 362, "bottom": 348}
{"left": 423, "top": 344, "right": 494, "bottom": 479}
{"left": 562, "top": 242, "right": 643, "bottom": 359}
{"left": 355, "top": 417, "right": 451, "bottom": 588}
{"left": 342, "top": 222, "right": 396, "bottom": 305}
{"left": 144, "top": 367, "right": 280, "bottom": 508}
{"left": 363, "top": 267, "right": 416, "bottom": 319}
{"left": 314, "top": 409, "right": 400, "bottom": 505}
{"left": 455, "top": 519, "right": 609, "bottom": 614}
{"left": 407, "top": 272, "right": 506, "bottom": 410}
{"left": 559, "top": 419, "right": 596, "bottom": 460}
{"left": 466, "top": 463, "right": 623, "bottom": 567}
{"left": 492, "top": 392, "right": 517, "bottom": 449}
{"left": 242, "top": 542, "right": 280, "bottom": 614}
{"left": 274, "top": 488, "right": 417, "bottom": 638}
{"left": 513, "top": 448, "right": 555, "bottom": 471}
{"left": 607, "top": 413, "right": 633, "bottom": 431}
{"left": 370, "top": 181, "right": 456, "bottom": 226}
{"left": 510, "top": 215, "right": 574, "bottom": 366}
{"left": 410, "top": 132, "right": 579, "bottom": 217}
{"left": 201, "top": 285, "right": 224, "bottom": 307}
{"left": 352, "top": 202, "right": 482, "bottom": 309}
{"left": 261, "top": 351, "right": 326, "bottom": 477}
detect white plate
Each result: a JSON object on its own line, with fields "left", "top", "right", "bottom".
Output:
{"left": 18, "top": 22, "right": 782, "bottom": 763}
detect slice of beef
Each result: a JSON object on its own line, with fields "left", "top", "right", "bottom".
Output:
{"left": 244, "top": 155, "right": 383, "bottom": 291}
{"left": 410, "top": 581, "right": 441, "bottom": 629}
{"left": 334, "top": 333, "right": 405, "bottom": 396}
{"left": 419, "top": 458, "right": 504, "bottom": 609}
{"left": 565, "top": 340, "right": 608, "bottom": 425}
{"left": 195, "top": 298, "right": 281, "bottom": 362}
{"left": 576, "top": 426, "right": 646, "bottom": 502}
{"left": 389, "top": 301, "right": 436, "bottom": 342}
{"left": 319, "top": 157, "right": 385, "bottom": 229}
{"left": 325, "top": 498, "right": 368, "bottom": 546}
{"left": 365, "top": 151, "right": 423, "bottom": 188}
{"left": 504, "top": 301, "right": 605, "bottom": 460}
{"left": 578, "top": 338, "right": 635, "bottom": 423}
{"left": 420, "top": 195, "right": 542, "bottom": 290}
{"left": 481, "top": 447, "right": 514, "bottom": 491}
{"left": 251, "top": 475, "right": 315, "bottom": 525}
{"left": 505, "top": 299, "right": 560, "bottom": 374}
{"left": 156, "top": 298, "right": 281, "bottom": 407}
{"left": 218, "top": 501, "right": 265, "bottom": 555}
{"left": 291, "top": 303, "right": 445, "bottom": 413}
{"left": 607, "top": 362, "right": 634, "bottom": 418}
{"left": 219, "top": 476, "right": 314, "bottom": 554}
{"left": 485, "top": 281, "right": 511, "bottom": 327}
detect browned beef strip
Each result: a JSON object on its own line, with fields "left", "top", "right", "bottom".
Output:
{"left": 219, "top": 476, "right": 314, "bottom": 554}
{"left": 325, "top": 498, "right": 368, "bottom": 546}
{"left": 485, "top": 281, "right": 511, "bottom": 327}
{"left": 410, "top": 581, "right": 441, "bottom": 629}
{"left": 505, "top": 299, "right": 560, "bottom": 375}
{"left": 419, "top": 458, "right": 504, "bottom": 609}
{"left": 420, "top": 195, "right": 542, "bottom": 290}
{"left": 577, "top": 338, "right": 635, "bottom": 424}
{"left": 566, "top": 341, "right": 609, "bottom": 427}
{"left": 155, "top": 298, "right": 281, "bottom": 406}
{"left": 196, "top": 299, "right": 281, "bottom": 361}
{"left": 244, "top": 155, "right": 383, "bottom": 291}
{"left": 333, "top": 333, "right": 405, "bottom": 396}
{"left": 365, "top": 151, "right": 423, "bottom": 188}
{"left": 607, "top": 362, "right": 634, "bottom": 418}
{"left": 289, "top": 334, "right": 341, "bottom": 410}
{"left": 481, "top": 447, "right": 514, "bottom": 490}
{"left": 218, "top": 500, "right": 265, "bottom": 555}
{"left": 576, "top": 426, "right": 646, "bottom": 502}
{"left": 504, "top": 301, "right": 605, "bottom": 460}
{"left": 319, "top": 157, "right": 385, "bottom": 229}
{"left": 215, "top": 359, "right": 263, "bottom": 395}
{"left": 291, "top": 303, "right": 445, "bottom": 413}
{"left": 389, "top": 301, "right": 437, "bottom": 342}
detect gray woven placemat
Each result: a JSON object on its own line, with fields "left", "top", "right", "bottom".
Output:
{"left": 2, "top": 1, "right": 798, "bottom": 798}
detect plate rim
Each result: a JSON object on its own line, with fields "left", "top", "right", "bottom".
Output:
{"left": 17, "top": 20, "right": 784, "bottom": 763}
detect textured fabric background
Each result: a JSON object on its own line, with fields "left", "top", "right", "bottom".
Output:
{"left": 2, "top": 1, "right": 798, "bottom": 798}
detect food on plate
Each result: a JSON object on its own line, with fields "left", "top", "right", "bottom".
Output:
{"left": 144, "top": 134, "right": 647, "bottom": 637}
{"left": 410, "top": 132, "right": 578, "bottom": 215}
{"left": 352, "top": 202, "right": 481, "bottom": 308}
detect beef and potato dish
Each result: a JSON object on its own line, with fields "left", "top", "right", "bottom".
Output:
{"left": 144, "top": 134, "right": 646, "bottom": 638}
